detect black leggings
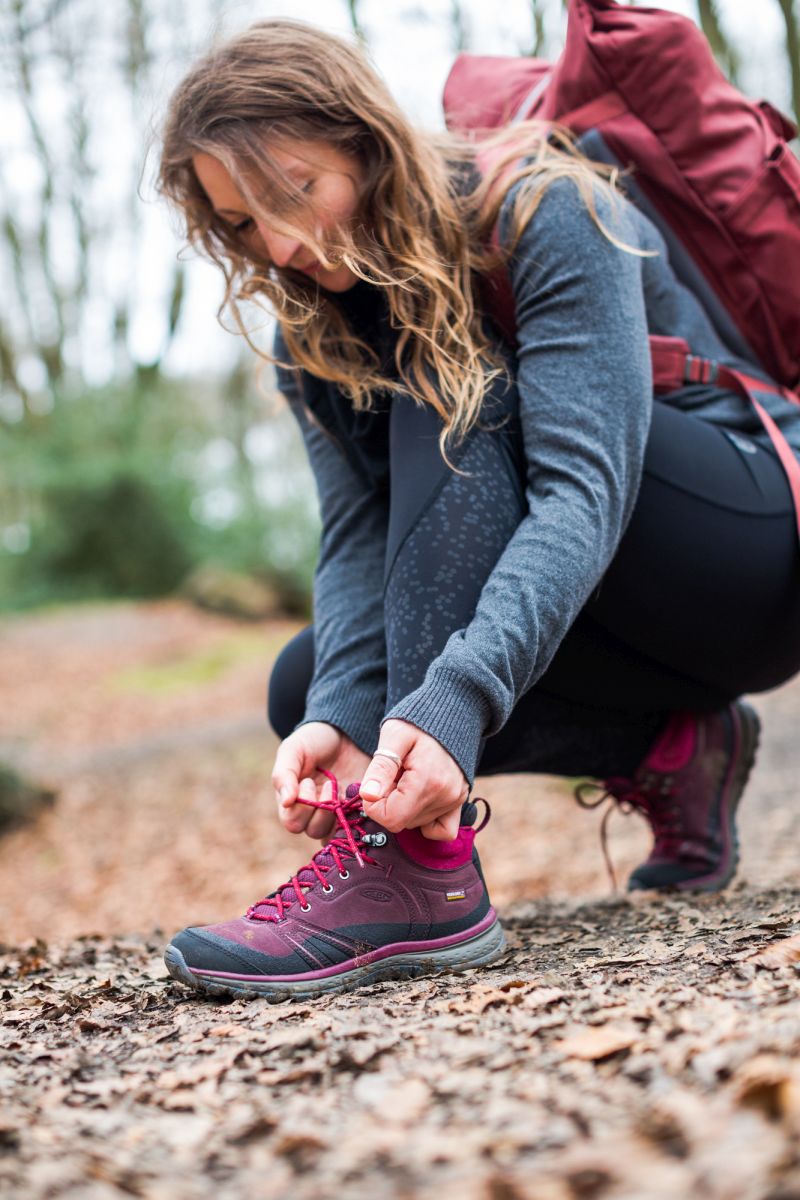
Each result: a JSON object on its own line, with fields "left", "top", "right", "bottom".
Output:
{"left": 268, "top": 389, "right": 800, "bottom": 780}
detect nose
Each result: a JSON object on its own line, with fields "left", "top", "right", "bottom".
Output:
{"left": 256, "top": 220, "right": 305, "bottom": 269}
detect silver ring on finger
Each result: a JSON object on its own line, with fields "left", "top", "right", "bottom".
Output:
{"left": 373, "top": 747, "right": 402, "bottom": 768}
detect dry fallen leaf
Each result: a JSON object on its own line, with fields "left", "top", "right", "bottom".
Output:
{"left": 732, "top": 1056, "right": 800, "bottom": 1129}
{"left": 272, "top": 1130, "right": 329, "bottom": 1170}
{"left": 747, "top": 934, "right": 800, "bottom": 969}
{"left": 445, "top": 984, "right": 529, "bottom": 1015}
{"left": 556, "top": 1025, "right": 639, "bottom": 1061}
{"left": 520, "top": 987, "right": 565, "bottom": 1011}
{"left": 352, "top": 1075, "right": 431, "bottom": 1124}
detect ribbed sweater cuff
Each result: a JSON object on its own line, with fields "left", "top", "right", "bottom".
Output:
{"left": 381, "top": 666, "right": 492, "bottom": 789}
{"left": 296, "top": 686, "right": 386, "bottom": 758}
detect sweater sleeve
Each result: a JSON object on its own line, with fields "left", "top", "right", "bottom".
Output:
{"left": 381, "top": 176, "right": 653, "bottom": 787}
{"left": 273, "top": 325, "right": 390, "bottom": 756}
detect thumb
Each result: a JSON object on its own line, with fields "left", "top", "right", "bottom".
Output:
{"left": 359, "top": 748, "right": 404, "bottom": 803}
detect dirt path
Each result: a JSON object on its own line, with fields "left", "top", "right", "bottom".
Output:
{"left": 2, "top": 601, "right": 800, "bottom": 1198}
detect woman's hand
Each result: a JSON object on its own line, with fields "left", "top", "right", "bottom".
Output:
{"left": 272, "top": 722, "right": 372, "bottom": 841}
{"left": 359, "top": 718, "right": 469, "bottom": 841}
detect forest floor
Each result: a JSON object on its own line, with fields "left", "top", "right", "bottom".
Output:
{"left": 2, "top": 600, "right": 800, "bottom": 1200}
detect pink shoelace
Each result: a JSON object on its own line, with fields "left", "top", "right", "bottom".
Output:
{"left": 574, "top": 770, "right": 679, "bottom": 891}
{"left": 246, "top": 769, "right": 379, "bottom": 923}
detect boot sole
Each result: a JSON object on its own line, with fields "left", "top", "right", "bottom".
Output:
{"left": 164, "top": 917, "right": 507, "bottom": 1001}
{"left": 629, "top": 699, "right": 761, "bottom": 894}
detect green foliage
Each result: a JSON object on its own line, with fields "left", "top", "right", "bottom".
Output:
{"left": 0, "top": 372, "right": 318, "bottom": 614}
{"left": 38, "top": 473, "right": 192, "bottom": 599}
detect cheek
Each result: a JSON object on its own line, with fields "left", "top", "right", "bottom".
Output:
{"left": 319, "top": 180, "right": 360, "bottom": 228}
{"left": 238, "top": 228, "right": 268, "bottom": 261}
{"left": 246, "top": 224, "right": 267, "bottom": 250}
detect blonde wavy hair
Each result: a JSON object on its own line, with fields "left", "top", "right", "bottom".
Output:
{"left": 157, "top": 17, "right": 640, "bottom": 472}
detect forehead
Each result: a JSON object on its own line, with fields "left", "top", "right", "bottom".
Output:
{"left": 192, "top": 153, "right": 247, "bottom": 211}
{"left": 193, "top": 140, "right": 344, "bottom": 213}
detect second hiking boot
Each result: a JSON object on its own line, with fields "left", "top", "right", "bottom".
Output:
{"left": 165, "top": 775, "right": 505, "bottom": 1000}
{"left": 577, "top": 700, "right": 761, "bottom": 893}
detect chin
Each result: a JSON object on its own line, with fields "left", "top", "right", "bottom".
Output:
{"left": 317, "top": 266, "right": 360, "bottom": 292}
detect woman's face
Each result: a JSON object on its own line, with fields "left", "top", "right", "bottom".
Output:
{"left": 192, "top": 138, "right": 366, "bottom": 292}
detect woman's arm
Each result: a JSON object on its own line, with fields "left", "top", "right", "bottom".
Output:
{"left": 381, "top": 175, "right": 653, "bottom": 787}
{"left": 274, "top": 325, "right": 390, "bottom": 756}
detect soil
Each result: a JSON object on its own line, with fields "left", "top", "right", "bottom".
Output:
{"left": 2, "top": 600, "right": 800, "bottom": 1199}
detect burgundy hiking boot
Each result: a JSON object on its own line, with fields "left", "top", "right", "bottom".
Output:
{"left": 164, "top": 773, "right": 505, "bottom": 1000}
{"left": 575, "top": 700, "right": 761, "bottom": 893}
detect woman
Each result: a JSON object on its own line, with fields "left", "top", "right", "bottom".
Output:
{"left": 156, "top": 18, "right": 800, "bottom": 1000}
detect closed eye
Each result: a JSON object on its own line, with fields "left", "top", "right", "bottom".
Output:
{"left": 231, "top": 180, "right": 314, "bottom": 234}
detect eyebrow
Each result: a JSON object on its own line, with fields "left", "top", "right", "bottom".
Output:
{"left": 284, "top": 161, "right": 313, "bottom": 180}
{"left": 215, "top": 163, "right": 313, "bottom": 218}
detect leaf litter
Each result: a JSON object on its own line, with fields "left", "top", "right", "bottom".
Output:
{"left": 4, "top": 604, "right": 800, "bottom": 1197}
{"left": 3, "top": 887, "right": 800, "bottom": 1199}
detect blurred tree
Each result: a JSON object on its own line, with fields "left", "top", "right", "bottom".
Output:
{"left": 0, "top": 0, "right": 323, "bottom": 613}
{"left": 0, "top": 0, "right": 190, "bottom": 407}
{"left": 777, "top": 0, "right": 800, "bottom": 125}
{"left": 529, "top": 0, "right": 548, "bottom": 57}
{"left": 347, "top": 0, "right": 366, "bottom": 46}
{"left": 451, "top": 1, "right": 470, "bottom": 53}
{"left": 697, "top": 0, "right": 741, "bottom": 85}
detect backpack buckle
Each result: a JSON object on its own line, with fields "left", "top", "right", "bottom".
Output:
{"left": 683, "top": 355, "right": 719, "bottom": 386}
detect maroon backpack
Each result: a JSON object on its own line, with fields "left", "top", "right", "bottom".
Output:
{"left": 443, "top": 0, "right": 800, "bottom": 542}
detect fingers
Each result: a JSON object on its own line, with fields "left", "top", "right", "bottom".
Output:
{"left": 279, "top": 776, "right": 318, "bottom": 834}
{"left": 273, "top": 735, "right": 321, "bottom": 834}
{"left": 306, "top": 776, "right": 336, "bottom": 840}
{"left": 272, "top": 738, "right": 303, "bottom": 812}
{"left": 359, "top": 721, "right": 414, "bottom": 807}
{"left": 420, "top": 806, "right": 462, "bottom": 841}
{"left": 275, "top": 771, "right": 338, "bottom": 840}
{"left": 307, "top": 810, "right": 337, "bottom": 841}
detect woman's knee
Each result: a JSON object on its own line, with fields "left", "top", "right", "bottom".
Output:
{"left": 266, "top": 624, "right": 315, "bottom": 739}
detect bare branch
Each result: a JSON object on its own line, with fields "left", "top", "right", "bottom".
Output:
{"left": 346, "top": 0, "right": 367, "bottom": 47}
{"left": 167, "top": 263, "right": 185, "bottom": 343}
{"left": 528, "top": 0, "right": 547, "bottom": 58}
{"left": 6, "top": 0, "right": 73, "bottom": 42}
{"left": 0, "top": 317, "right": 29, "bottom": 413}
{"left": 777, "top": 0, "right": 800, "bottom": 127}
{"left": 697, "top": 0, "right": 741, "bottom": 85}
{"left": 9, "top": 0, "right": 67, "bottom": 388}
{"left": 0, "top": 209, "right": 38, "bottom": 356}
{"left": 450, "top": 0, "right": 469, "bottom": 53}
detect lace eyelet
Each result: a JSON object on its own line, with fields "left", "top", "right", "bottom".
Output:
{"left": 338, "top": 870, "right": 350, "bottom": 880}
{"left": 300, "top": 903, "right": 312, "bottom": 912}
{"left": 322, "top": 883, "right": 334, "bottom": 894}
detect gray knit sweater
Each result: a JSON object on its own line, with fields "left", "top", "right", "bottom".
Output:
{"left": 273, "top": 174, "right": 800, "bottom": 788}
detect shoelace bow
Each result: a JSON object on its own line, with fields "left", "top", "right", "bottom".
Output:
{"left": 247, "top": 769, "right": 379, "bottom": 922}
{"left": 574, "top": 770, "right": 680, "bottom": 892}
